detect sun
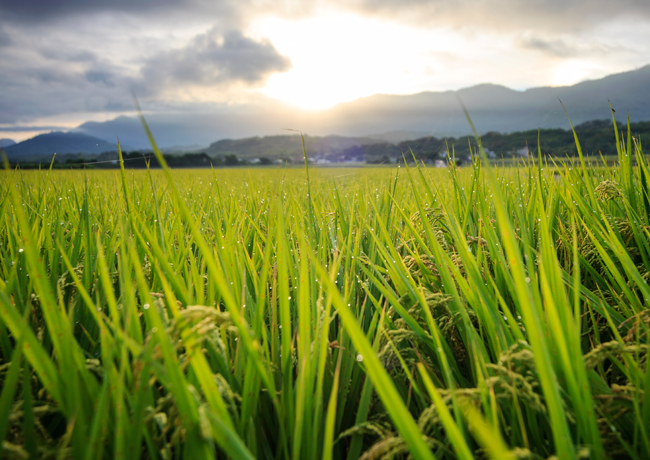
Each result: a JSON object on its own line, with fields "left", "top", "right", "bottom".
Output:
{"left": 253, "top": 15, "right": 439, "bottom": 110}
{"left": 552, "top": 60, "right": 595, "bottom": 87}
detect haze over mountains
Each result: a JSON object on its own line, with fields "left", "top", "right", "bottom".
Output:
{"left": 5, "top": 64, "right": 650, "bottom": 157}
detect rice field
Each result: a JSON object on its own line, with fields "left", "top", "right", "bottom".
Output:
{"left": 1, "top": 120, "right": 649, "bottom": 460}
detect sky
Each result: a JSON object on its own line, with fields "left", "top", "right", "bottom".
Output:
{"left": 1, "top": 0, "right": 650, "bottom": 142}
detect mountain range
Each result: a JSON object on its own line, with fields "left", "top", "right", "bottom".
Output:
{"left": 3, "top": 132, "right": 119, "bottom": 161}
{"left": 6, "top": 64, "right": 650, "bottom": 156}
{"left": 74, "top": 64, "right": 650, "bottom": 149}
{"left": 204, "top": 134, "right": 381, "bottom": 160}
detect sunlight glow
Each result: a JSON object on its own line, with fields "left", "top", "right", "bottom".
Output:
{"left": 249, "top": 15, "right": 645, "bottom": 110}
{"left": 252, "top": 15, "right": 596, "bottom": 110}
{"left": 255, "top": 16, "right": 455, "bottom": 109}
{"left": 552, "top": 60, "right": 597, "bottom": 86}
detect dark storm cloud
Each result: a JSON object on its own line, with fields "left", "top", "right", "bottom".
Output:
{"left": 139, "top": 28, "right": 292, "bottom": 91}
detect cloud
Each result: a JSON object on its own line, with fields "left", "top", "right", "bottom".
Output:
{"left": 85, "top": 69, "right": 115, "bottom": 86}
{"left": 0, "top": 0, "right": 189, "bottom": 22}
{"left": 2, "top": 0, "right": 650, "bottom": 34}
{"left": 344, "top": 0, "right": 650, "bottom": 33}
{"left": 139, "top": 28, "right": 292, "bottom": 93}
{"left": 0, "top": 23, "right": 290, "bottom": 123}
{"left": 0, "top": 55, "right": 133, "bottom": 123}
{"left": 517, "top": 34, "right": 620, "bottom": 59}
{"left": 40, "top": 48, "right": 97, "bottom": 63}
{"left": 0, "top": 0, "right": 648, "bottom": 130}
{"left": 0, "top": 27, "right": 11, "bottom": 46}
{"left": 0, "top": 0, "right": 246, "bottom": 30}
{"left": 0, "top": 125, "right": 67, "bottom": 132}
{"left": 519, "top": 36, "right": 579, "bottom": 58}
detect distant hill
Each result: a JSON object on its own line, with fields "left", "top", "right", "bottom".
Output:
{"left": 366, "top": 131, "right": 432, "bottom": 143}
{"left": 4, "top": 132, "right": 120, "bottom": 160}
{"left": 205, "top": 134, "right": 380, "bottom": 160}
{"left": 0, "top": 138, "right": 16, "bottom": 147}
{"left": 206, "top": 119, "right": 649, "bottom": 163}
{"left": 76, "top": 115, "right": 215, "bottom": 151}
{"left": 318, "top": 64, "right": 650, "bottom": 138}
{"left": 198, "top": 118, "right": 650, "bottom": 163}
{"left": 72, "top": 64, "right": 650, "bottom": 148}
{"left": 8, "top": 118, "right": 649, "bottom": 168}
{"left": 360, "top": 119, "right": 650, "bottom": 163}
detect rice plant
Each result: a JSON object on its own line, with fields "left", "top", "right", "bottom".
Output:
{"left": 1, "top": 115, "right": 649, "bottom": 459}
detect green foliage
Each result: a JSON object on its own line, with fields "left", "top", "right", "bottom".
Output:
{"left": 364, "top": 119, "right": 650, "bottom": 162}
{"left": 205, "top": 134, "right": 377, "bottom": 161}
{"left": 223, "top": 154, "right": 240, "bottom": 166}
{"left": 0, "top": 124, "right": 649, "bottom": 459}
